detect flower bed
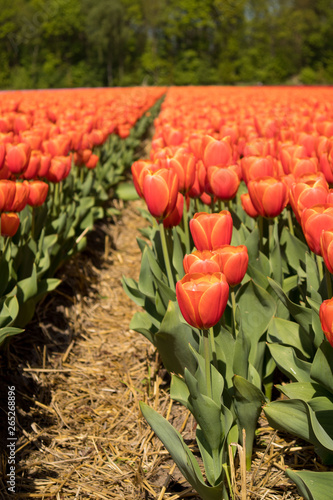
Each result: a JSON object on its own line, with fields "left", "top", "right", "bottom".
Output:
{"left": 124, "top": 85, "right": 333, "bottom": 499}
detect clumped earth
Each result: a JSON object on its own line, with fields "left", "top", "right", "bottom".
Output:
{"left": 0, "top": 197, "right": 320, "bottom": 499}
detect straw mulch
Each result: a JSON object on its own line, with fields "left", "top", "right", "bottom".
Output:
{"left": 0, "top": 197, "right": 322, "bottom": 500}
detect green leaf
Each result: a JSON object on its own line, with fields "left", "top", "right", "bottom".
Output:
{"left": 267, "top": 317, "right": 314, "bottom": 359}
{"left": 236, "top": 280, "right": 276, "bottom": 342}
{"left": 139, "top": 402, "right": 225, "bottom": 500}
{"left": 311, "top": 341, "right": 333, "bottom": 395}
{"left": 233, "top": 375, "right": 265, "bottom": 469}
{"left": 129, "top": 311, "right": 156, "bottom": 344}
{"left": 268, "top": 277, "right": 312, "bottom": 331}
{"left": 306, "top": 253, "right": 322, "bottom": 302}
{"left": 170, "top": 374, "right": 190, "bottom": 408}
{"left": 286, "top": 469, "right": 333, "bottom": 500}
{"left": 155, "top": 301, "right": 199, "bottom": 376}
{"left": 268, "top": 343, "right": 312, "bottom": 382}
{"left": 277, "top": 382, "right": 333, "bottom": 402}
{"left": 172, "top": 226, "right": 186, "bottom": 280}
{"left": 115, "top": 182, "right": 140, "bottom": 200}
{"left": 280, "top": 226, "right": 308, "bottom": 271}
{"left": 0, "top": 326, "right": 24, "bottom": 347}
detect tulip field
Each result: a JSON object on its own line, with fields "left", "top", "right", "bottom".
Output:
{"left": 2, "top": 85, "right": 333, "bottom": 499}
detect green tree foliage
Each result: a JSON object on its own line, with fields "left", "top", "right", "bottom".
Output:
{"left": 1, "top": 0, "right": 333, "bottom": 89}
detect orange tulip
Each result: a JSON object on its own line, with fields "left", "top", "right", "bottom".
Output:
{"left": 6, "top": 143, "right": 31, "bottom": 174}
{"left": 301, "top": 204, "right": 333, "bottom": 255}
{"left": 212, "top": 245, "right": 249, "bottom": 286}
{"left": 176, "top": 272, "right": 229, "bottom": 329}
{"left": 183, "top": 250, "right": 221, "bottom": 274}
{"left": 163, "top": 193, "right": 184, "bottom": 228}
{"left": 142, "top": 168, "right": 179, "bottom": 220}
{"left": 1, "top": 212, "right": 20, "bottom": 237}
{"left": 25, "top": 180, "right": 49, "bottom": 207}
{"left": 0, "top": 180, "right": 16, "bottom": 212}
{"left": 207, "top": 165, "right": 240, "bottom": 201}
{"left": 240, "top": 192, "right": 259, "bottom": 218}
{"left": 7, "top": 182, "right": 30, "bottom": 212}
{"left": 319, "top": 298, "right": 333, "bottom": 347}
{"left": 190, "top": 211, "right": 233, "bottom": 251}
{"left": 248, "top": 176, "right": 288, "bottom": 218}
{"left": 289, "top": 174, "right": 329, "bottom": 223}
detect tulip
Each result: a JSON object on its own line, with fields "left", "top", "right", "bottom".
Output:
{"left": 240, "top": 192, "right": 259, "bottom": 218}
{"left": 207, "top": 165, "right": 240, "bottom": 201}
{"left": 7, "top": 182, "right": 30, "bottom": 212}
{"left": 202, "top": 136, "right": 232, "bottom": 168}
{"left": 163, "top": 193, "right": 184, "bottom": 229}
{"left": 241, "top": 156, "right": 277, "bottom": 185}
{"left": 248, "top": 176, "right": 288, "bottom": 218}
{"left": 142, "top": 168, "right": 179, "bottom": 220}
{"left": 131, "top": 160, "right": 155, "bottom": 198}
{"left": 47, "top": 156, "right": 71, "bottom": 183}
{"left": 176, "top": 272, "right": 229, "bottom": 329}
{"left": 6, "top": 143, "right": 31, "bottom": 175}
{"left": 319, "top": 298, "right": 333, "bottom": 347}
{"left": 190, "top": 211, "right": 233, "bottom": 251}
{"left": 212, "top": 245, "right": 249, "bottom": 287}
{"left": 0, "top": 180, "right": 16, "bottom": 212}
{"left": 289, "top": 174, "right": 329, "bottom": 223}
{"left": 183, "top": 250, "right": 221, "bottom": 274}
{"left": 1, "top": 212, "right": 20, "bottom": 237}
{"left": 25, "top": 180, "right": 49, "bottom": 207}
{"left": 85, "top": 153, "right": 99, "bottom": 169}
{"left": 301, "top": 204, "right": 333, "bottom": 255}
{"left": 22, "top": 151, "right": 41, "bottom": 180}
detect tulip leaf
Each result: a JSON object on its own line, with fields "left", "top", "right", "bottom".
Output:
{"left": 233, "top": 375, "right": 265, "bottom": 469}
{"left": 172, "top": 226, "right": 186, "bottom": 280}
{"left": 276, "top": 382, "right": 333, "bottom": 402}
{"left": 306, "top": 253, "right": 322, "bottom": 302}
{"left": 268, "top": 277, "right": 313, "bottom": 331}
{"left": 244, "top": 225, "right": 259, "bottom": 260}
{"left": 214, "top": 326, "right": 235, "bottom": 388}
{"left": 0, "top": 326, "right": 24, "bottom": 347}
{"left": 286, "top": 469, "right": 333, "bottom": 500}
{"left": 138, "top": 247, "right": 156, "bottom": 298}
{"left": 236, "top": 280, "right": 276, "bottom": 342}
{"left": 129, "top": 311, "right": 157, "bottom": 344}
{"left": 267, "top": 317, "right": 314, "bottom": 359}
{"left": 233, "top": 321, "right": 250, "bottom": 380}
{"left": 282, "top": 274, "right": 298, "bottom": 294}
{"left": 139, "top": 402, "right": 225, "bottom": 500}
{"left": 268, "top": 343, "right": 312, "bottom": 382}
{"left": 310, "top": 341, "right": 333, "bottom": 395}
{"left": 270, "top": 221, "right": 282, "bottom": 284}
{"left": 155, "top": 301, "right": 199, "bottom": 376}
{"left": 170, "top": 374, "right": 191, "bottom": 408}
{"left": 280, "top": 226, "right": 308, "bottom": 271}
{"left": 245, "top": 264, "right": 268, "bottom": 289}
{"left": 264, "top": 398, "right": 333, "bottom": 463}
{"left": 189, "top": 344, "right": 225, "bottom": 405}
{"left": 0, "top": 295, "right": 19, "bottom": 328}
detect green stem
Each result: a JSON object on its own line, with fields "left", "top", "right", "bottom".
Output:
{"left": 231, "top": 288, "right": 237, "bottom": 337}
{"left": 317, "top": 254, "right": 324, "bottom": 283}
{"left": 203, "top": 329, "right": 212, "bottom": 399}
{"left": 182, "top": 200, "right": 191, "bottom": 254}
{"left": 325, "top": 265, "right": 333, "bottom": 299}
{"left": 268, "top": 218, "right": 274, "bottom": 253}
{"left": 159, "top": 222, "right": 175, "bottom": 290}
{"left": 258, "top": 216, "right": 264, "bottom": 253}
{"left": 209, "top": 327, "right": 217, "bottom": 370}
{"left": 287, "top": 207, "right": 295, "bottom": 236}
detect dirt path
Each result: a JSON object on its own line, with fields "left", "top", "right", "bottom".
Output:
{"left": 0, "top": 199, "right": 198, "bottom": 499}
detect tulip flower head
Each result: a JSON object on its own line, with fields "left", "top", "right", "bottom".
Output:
{"left": 319, "top": 298, "right": 333, "bottom": 347}
{"left": 176, "top": 272, "right": 229, "bottom": 329}
{"left": 301, "top": 204, "right": 333, "bottom": 255}
{"left": 142, "top": 168, "right": 179, "bottom": 221}
{"left": 212, "top": 245, "right": 249, "bottom": 287}
{"left": 190, "top": 211, "right": 233, "bottom": 251}
{"left": 248, "top": 176, "right": 288, "bottom": 218}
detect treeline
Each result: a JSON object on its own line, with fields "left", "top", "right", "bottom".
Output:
{"left": 1, "top": 0, "right": 333, "bottom": 89}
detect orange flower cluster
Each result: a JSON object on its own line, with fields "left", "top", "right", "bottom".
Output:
{"left": 0, "top": 87, "right": 165, "bottom": 236}
{"left": 176, "top": 211, "right": 248, "bottom": 330}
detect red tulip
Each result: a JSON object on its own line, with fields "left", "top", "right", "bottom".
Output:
{"left": 131, "top": 160, "right": 155, "bottom": 198}
{"left": 163, "top": 193, "right": 184, "bottom": 228}
{"left": 241, "top": 156, "right": 277, "bottom": 185}
{"left": 212, "top": 245, "right": 249, "bottom": 287}
{"left": 25, "top": 180, "right": 49, "bottom": 207}
{"left": 142, "top": 168, "right": 179, "bottom": 220}
{"left": 6, "top": 143, "right": 31, "bottom": 174}
{"left": 207, "top": 165, "right": 240, "bottom": 201}
{"left": 183, "top": 250, "right": 221, "bottom": 274}
{"left": 7, "top": 182, "right": 30, "bottom": 212}
{"left": 289, "top": 174, "right": 329, "bottom": 223}
{"left": 0, "top": 180, "right": 16, "bottom": 212}
{"left": 1, "top": 212, "right": 20, "bottom": 237}
{"left": 176, "top": 272, "right": 229, "bottom": 329}
{"left": 248, "top": 176, "right": 288, "bottom": 218}
{"left": 301, "top": 204, "right": 333, "bottom": 255}
{"left": 202, "top": 136, "right": 232, "bottom": 168}
{"left": 85, "top": 153, "right": 99, "bottom": 169}
{"left": 46, "top": 156, "right": 71, "bottom": 183}
{"left": 319, "top": 298, "right": 333, "bottom": 347}
{"left": 240, "top": 192, "right": 259, "bottom": 218}
{"left": 190, "top": 211, "right": 233, "bottom": 251}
